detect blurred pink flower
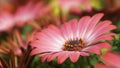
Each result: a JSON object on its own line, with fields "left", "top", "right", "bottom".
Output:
{"left": 0, "top": 30, "right": 33, "bottom": 56}
{"left": 0, "top": 12, "right": 15, "bottom": 32}
{"left": 14, "top": 2, "right": 50, "bottom": 26}
{"left": 59, "top": 0, "right": 92, "bottom": 12}
{"left": 100, "top": 52, "right": 120, "bottom": 68}
{"left": 30, "top": 13, "right": 116, "bottom": 64}
{"left": 13, "top": 30, "right": 33, "bottom": 56}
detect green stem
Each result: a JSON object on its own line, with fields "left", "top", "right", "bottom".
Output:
{"left": 79, "top": 56, "right": 84, "bottom": 68}
{"left": 74, "top": 62, "right": 77, "bottom": 68}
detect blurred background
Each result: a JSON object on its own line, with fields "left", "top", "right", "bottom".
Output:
{"left": 0, "top": 0, "right": 120, "bottom": 68}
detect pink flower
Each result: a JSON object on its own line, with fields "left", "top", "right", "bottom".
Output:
{"left": 30, "top": 13, "right": 116, "bottom": 64}
{"left": 100, "top": 52, "right": 120, "bottom": 68}
{"left": 13, "top": 30, "right": 33, "bottom": 56}
{"left": 14, "top": 2, "right": 50, "bottom": 26}
{"left": 0, "top": 30, "right": 33, "bottom": 56}
{"left": 0, "top": 12, "right": 15, "bottom": 32}
{"left": 59, "top": 0, "right": 92, "bottom": 12}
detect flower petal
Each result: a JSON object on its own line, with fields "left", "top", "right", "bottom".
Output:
{"left": 47, "top": 52, "right": 60, "bottom": 62}
{"left": 39, "top": 53, "right": 52, "bottom": 63}
{"left": 61, "top": 19, "right": 78, "bottom": 40}
{"left": 83, "top": 42, "right": 111, "bottom": 55}
{"left": 102, "top": 52, "right": 120, "bottom": 68}
{"left": 69, "top": 52, "right": 80, "bottom": 63}
{"left": 57, "top": 51, "right": 70, "bottom": 64}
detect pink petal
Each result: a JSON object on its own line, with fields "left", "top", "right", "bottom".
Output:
{"left": 39, "top": 53, "right": 52, "bottom": 63}
{"left": 88, "top": 25, "right": 116, "bottom": 41}
{"left": 47, "top": 52, "right": 61, "bottom": 62}
{"left": 82, "top": 13, "right": 104, "bottom": 38}
{"left": 69, "top": 19, "right": 78, "bottom": 38}
{"left": 78, "top": 16, "right": 91, "bottom": 37}
{"left": 69, "top": 52, "right": 80, "bottom": 63}
{"left": 30, "top": 46, "right": 62, "bottom": 56}
{"left": 61, "top": 19, "right": 77, "bottom": 40}
{"left": 42, "top": 27, "right": 64, "bottom": 43}
{"left": 36, "top": 26, "right": 64, "bottom": 45}
{"left": 95, "top": 20, "right": 112, "bottom": 30}
{"left": 102, "top": 52, "right": 120, "bottom": 68}
{"left": 57, "top": 51, "right": 70, "bottom": 64}
{"left": 31, "top": 40, "right": 61, "bottom": 49}
{"left": 85, "top": 20, "right": 112, "bottom": 41}
{"left": 87, "top": 13, "right": 104, "bottom": 31}
{"left": 48, "top": 25, "right": 61, "bottom": 34}
{"left": 30, "top": 43, "right": 61, "bottom": 55}
{"left": 92, "top": 33, "right": 116, "bottom": 43}
{"left": 87, "top": 33, "right": 116, "bottom": 45}
{"left": 83, "top": 42, "right": 111, "bottom": 55}
{"left": 34, "top": 32, "right": 63, "bottom": 48}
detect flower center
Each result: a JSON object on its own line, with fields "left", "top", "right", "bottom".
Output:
{"left": 63, "top": 38, "right": 85, "bottom": 51}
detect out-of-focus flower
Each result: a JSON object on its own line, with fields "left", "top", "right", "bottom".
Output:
{"left": 0, "top": 12, "right": 15, "bottom": 32}
{"left": 100, "top": 52, "right": 120, "bottom": 68}
{"left": 0, "top": 30, "right": 33, "bottom": 56}
{"left": 50, "top": 0, "right": 92, "bottom": 15}
{"left": 14, "top": 2, "right": 51, "bottom": 27}
{"left": 30, "top": 13, "right": 116, "bottom": 64}
{"left": 95, "top": 52, "right": 120, "bottom": 68}
{"left": 59, "top": 0, "right": 91, "bottom": 12}
{"left": 0, "top": 1, "right": 50, "bottom": 32}
{"left": 0, "top": 29, "right": 34, "bottom": 68}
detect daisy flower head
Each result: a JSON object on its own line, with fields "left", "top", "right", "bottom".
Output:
{"left": 30, "top": 13, "right": 116, "bottom": 64}
{"left": 14, "top": 2, "right": 38, "bottom": 26}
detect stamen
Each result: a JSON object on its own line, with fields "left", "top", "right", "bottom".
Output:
{"left": 63, "top": 38, "right": 85, "bottom": 51}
